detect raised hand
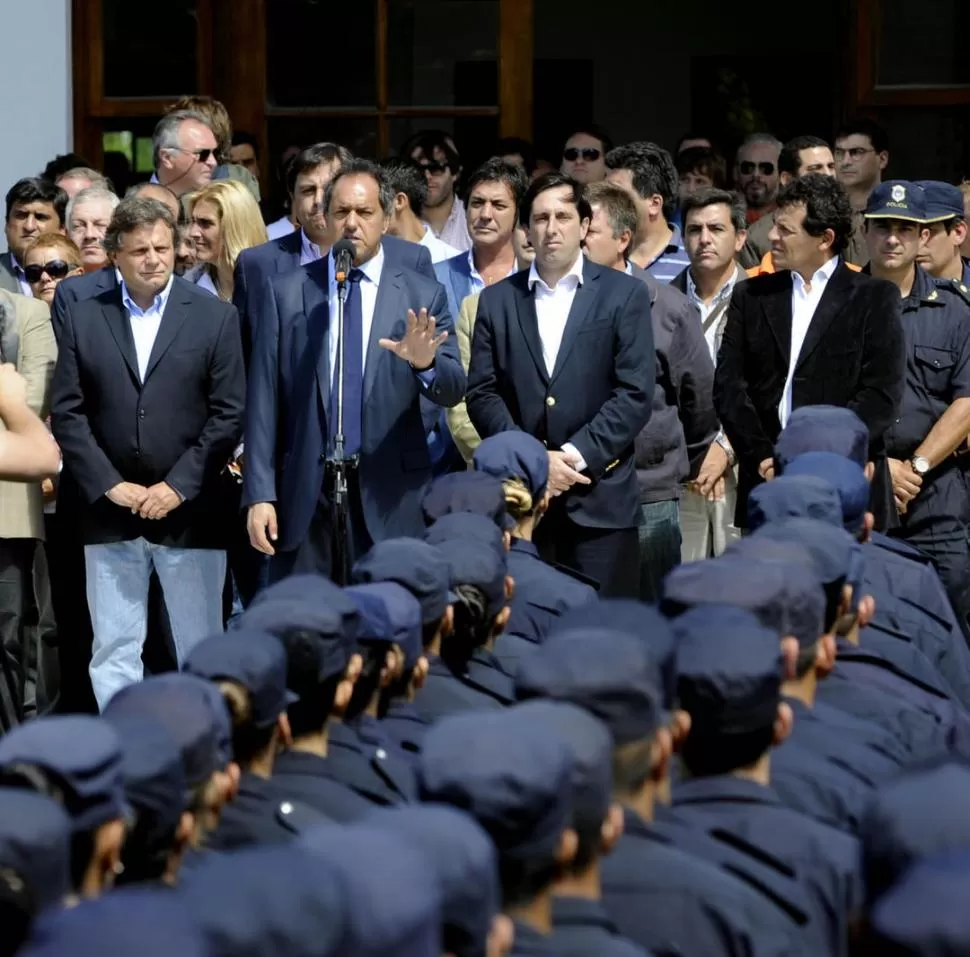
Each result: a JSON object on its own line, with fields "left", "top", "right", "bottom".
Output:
{"left": 378, "top": 308, "right": 448, "bottom": 371}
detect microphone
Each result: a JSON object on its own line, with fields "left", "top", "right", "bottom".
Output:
{"left": 332, "top": 238, "right": 356, "bottom": 285}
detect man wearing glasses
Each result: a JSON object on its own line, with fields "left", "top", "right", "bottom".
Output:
{"left": 402, "top": 130, "right": 472, "bottom": 252}
{"left": 151, "top": 110, "right": 220, "bottom": 199}
{"left": 733, "top": 133, "right": 782, "bottom": 225}
{"left": 560, "top": 126, "right": 612, "bottom": 184}
{"left": 835, "top": 118, "right": 889, "bottom": 215}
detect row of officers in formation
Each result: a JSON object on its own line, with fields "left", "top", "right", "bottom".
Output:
{"left": 1, "top": 409, "right": 970, "bottom": 956}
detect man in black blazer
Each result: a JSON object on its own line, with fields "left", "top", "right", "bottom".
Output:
{"left": 713, "top": 174, "right": 905, "bottom": 527}
{"left": 467, "top": 172, "right": 654, "bottom": 597}
{"left": 51, "top": 196, "right": 245, "bottom": 710}
{"left": 233, "top": 143, "right": 435, "bottom": 364}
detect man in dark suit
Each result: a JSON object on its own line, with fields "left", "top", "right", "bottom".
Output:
{"left": 714, "top": 174, "right": 905, "bottom": 527}
{"left": 467, "top": 171, "right": 654, "bottom": 597}
{"left": 50, "top": 196, "right": 245, "bottom": 710}
{"left": 243, "top": 159, "right": 465, "bottom": 583}
{"left": 233, "top": 143, "right": 435, "bottom": 364}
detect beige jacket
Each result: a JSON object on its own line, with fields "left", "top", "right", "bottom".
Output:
{"left": 446, "top": 290, "right": 484, "bottom": 464}
{"left": 0, "top": 290, "right": 56, "bottom": 539}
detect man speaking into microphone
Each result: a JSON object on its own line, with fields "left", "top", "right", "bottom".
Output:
{"left": 243, "top": 159, "right": 465, "bottom": 581}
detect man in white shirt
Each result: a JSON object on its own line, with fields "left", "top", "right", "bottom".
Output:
{"left": 714, "top": 174, "right": 904, "bottom": 529}
{"left": 382, "top": 158, "right": 460, "bottom": 264}
{"left": 467, "top": 172, "right": 654, "bottom": 597}
{"left": 50, "top": 196, "right": 246, "bottom": 709}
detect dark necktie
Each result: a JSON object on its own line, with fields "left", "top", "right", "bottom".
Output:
{"left": 331, "top": 268, "right": 364, "bottom": 457}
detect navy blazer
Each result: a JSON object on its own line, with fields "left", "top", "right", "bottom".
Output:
{"left": 434, "top": 250, "right": 474, "bottom": 319}
{"left": 233, "top": 231, "right": 435, "bottom": 363}
{"left": 466, "top": 259, "right": 654, "bottom": 529}
{"left": 50, "top": 277, "right": 246, "bottom": 548}
{"left": 243, "top": 253, "right": 465, "bottom": 553}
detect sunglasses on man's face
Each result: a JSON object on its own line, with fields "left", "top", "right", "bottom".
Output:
{"left": 173, "top": 147, "right": 218, "bottom": 164}
{"left": 739, "top": 161, "right": 776, "bottom": 176}
{"left": 420, "top": 161, "right": 451, "bottom": 175}
{"left": 24, "top": 260, "right": 77, "bottom": 283}
{"left": 563, "top": 147, "right": 601, "bottom": 162}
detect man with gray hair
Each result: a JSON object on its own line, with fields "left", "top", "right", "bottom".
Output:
{"left": 67, "top": 186, "right": 120, "bottom": 273}
{"left": 734, "top": 133, "right": 782, "bottom": 225}
{"left": 151, "top": 110, "right": 219, "bottom": 198}
{"left": 51, "top": 195, "right": 245, "bottom": 709}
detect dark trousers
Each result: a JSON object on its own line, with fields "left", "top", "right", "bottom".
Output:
{"left": 0, "top": 538, "right": 38, "bottom": 730}
{"left": 637, "top": 499, "right": 682, "bottom": 603}
{"left": 535, "top": 508, "right": 639, "bottom": 598}
{"left": 269, "top": 468, "right": 372, "bottom": 586}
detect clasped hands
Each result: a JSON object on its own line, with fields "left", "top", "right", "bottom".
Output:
{"left": 107, "top": 481, "right": 181, "bottom": 520}
{"left": 378, "top": 308, "right": 448, "bottom": 371}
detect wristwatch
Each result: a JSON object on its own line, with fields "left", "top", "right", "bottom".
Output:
{"left": 910, "top": 455, "right": 930, "bottom": 476}
{"left": 714, "top": 431, "right": 736, "bottom": 467}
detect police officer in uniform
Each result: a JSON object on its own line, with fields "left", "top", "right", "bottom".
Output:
{"left": 863, "top": 180, "right": 970, "bottom": 634}
{"left": 671, "top": 604, "right": 862, "bottom": 955}
{"left": 472, "top": 432, "right": 597, "bottom": 667}
{"left": 184, "top": 629, "right": 325, "bottom": 848}
{"left": 916, "top": 179, "right": 970, "bottom": 287}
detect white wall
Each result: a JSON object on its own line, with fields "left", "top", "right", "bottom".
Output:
{"left": 0, "top": 0, "right": 72, "bottom": 251}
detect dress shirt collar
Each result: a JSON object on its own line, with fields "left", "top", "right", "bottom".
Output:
{"left": 528, "top": 252, "right": 585, "bottom": 293}
{"left": 791, "top": 254, "right": 839, "bottom": 294}
{"left": 468, "top": 247, "right": 518, "bottom": 286}
{"left": 120, "top": 273, "right": 174, "bottom": 317}
{"left": 624, "top": 260, "right": 633, "bottom": 275}
{"left": 327, "top": 244, "right": 385, "bottom": 288}
{"left": 686, "top": 264, "right": 738, "bottom": 308}
{"left": 300, "top": 228, "right": 323, "bottom": 264}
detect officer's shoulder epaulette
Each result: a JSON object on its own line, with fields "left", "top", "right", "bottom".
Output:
{"left": 934, "top": 277, "right": 970, "bottom": 309}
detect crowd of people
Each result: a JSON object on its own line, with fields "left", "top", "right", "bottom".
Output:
{"left": 0, "top": 93, "right": 968, "bottom": 954}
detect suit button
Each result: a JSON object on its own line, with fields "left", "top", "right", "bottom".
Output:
{"left": 134, "top": 451, "right": 140, "bottom": 458}
{"left": 376, "top": 748, "right": 387, "bottom": 760}
{"left": 545, "top": 396, "right": 556, "bottom": 407}
{"left": 138, "top": 409, "right": 145, "bottom": 418}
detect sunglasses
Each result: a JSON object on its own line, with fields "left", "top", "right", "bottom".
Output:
{"left": 834, "top": 147, "right": 875, "bottom": 161}
{"left": 173, "top": 147, "right": 218, "bottom": 164}
{"left": 24, "top": 260, "right": 77, "bottom": 283}
{"left": 739, "top": 161, "right": 776, "bottom": 176}
{"left": 419, "top": 160, "right": 452, "bottom": 176}
{"left": 563, "top": 147, "right": 601, "bottom": 162}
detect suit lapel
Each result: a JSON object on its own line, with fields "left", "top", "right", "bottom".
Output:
{"left": 364, "top": 265, "right": 405, "bottom": 402}
{"left": 142, "top": 282, "right": 191, "bottom": 383}
{"left": 550, "top": 262, "right": 599, "bottom": 383}
{"left": 100, "top": 291, "right": 141, "bottom": 386}
{"left": 513, "top": 276, "right": 550, "bottom": 386}
{"left": 794, "top": 263, "right": 855, "bottom": 370}
{"left": 762, "top": 273, "right": 793, "bottom": 366}
{"left": 303, "top": 261, "right": 331, "bottom": 410}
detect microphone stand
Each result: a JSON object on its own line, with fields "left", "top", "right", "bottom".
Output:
{"left": 328, "top": 260, "right": 352, "bottom": 585}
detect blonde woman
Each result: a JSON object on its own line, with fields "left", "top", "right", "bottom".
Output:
{"left": 23, "top": 234, "right": 84, "bottom": 306}
{"left": 473, "top": 431, "right": 596, "bottom": 669}
{"left": 186, "top": 180, "right": 267, "bottom": 302}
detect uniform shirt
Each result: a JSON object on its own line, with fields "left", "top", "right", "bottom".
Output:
{"left": 779, "top": 256, "right": 840, "bottom": 427}
{"left": 504, "top": 537, "right": 597, "bottom": 642}
{"left": 602, "top": 807, "right": 798, "bottom": 957}
{"left": 269, "top": 749, "right": 374, "bottom": 823}
{"left": 413, "top": 655, "right": 507, "bottom": 723}
{"left": 551, "top": 896, "right": 651, "bottom": 957}
{"left": 463, "top": 648, "right": 515, "bottom": 705}
{"left": 882, "top": 266, "right": 970, "bottom": 458}
{"left": 322, "top": 720, "right": 416, "bottom": 806}
{"left": 121, "top": 274, "right": 175, "bottom": 382}
{"left": 670, "top": 775, "right": 861, "bottom": 955}
{"left": 510, "top": 920, "right": 561, "bottom": 956}
{"left": 379, "top": 699, "right": 430, "bottom": 760}
{"left": 642, "top": 224, "right": 691, "bottom": 285}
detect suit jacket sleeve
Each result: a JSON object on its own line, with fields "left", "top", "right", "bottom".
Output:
{"left": 164, "top": 304, "right": 246, "bottom": 501}
{"left": 241, "top": 277, "right": 282, "bottom": 506}
{"left": 670, "top": 298, "right": 718, "bottom": 478}
{"left": 50, "top": 303, "right": 125, "bottom": 503}
{"left": 566, "top": 280, "right": 655, "bottom": 478}
{"left": 232, "top": 255, "right": 251, "bottom": 361}
{"left": 445, "top": 292, "right": 483, "bottom": 462}
{"left": 19, "top": 299, "right": 57, "bottom": 418}
{"left": 713, "top": 286, "right": 775, "bottom": 468}
{"left": 847, "top": 280, "right": 905, "bottom": 438}
{"left": 466, "top": 291, "right": 520, "bottom": 438}
{"left": 421, "top": 282, "right": 466, "bottom": 408}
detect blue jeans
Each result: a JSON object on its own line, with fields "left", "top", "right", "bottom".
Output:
{"left": 84, "top": 539, "right": 226, "bottom": 710}
{"left": 638, "top": 500, "right": 682, "bottom": 603}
